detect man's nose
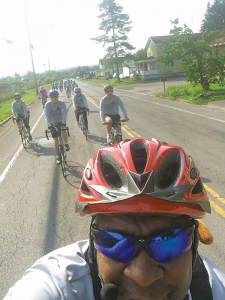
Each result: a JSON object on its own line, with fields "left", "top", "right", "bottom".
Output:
{"left": 123, "top": 248, "right": 165, "bottom": 287}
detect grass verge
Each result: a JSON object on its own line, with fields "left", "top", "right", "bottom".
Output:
{"left": 0, "top": 84, "right": 51, "bottom": 123}
{"left": 157, "top": 83, "right": 225, "bottom": 105}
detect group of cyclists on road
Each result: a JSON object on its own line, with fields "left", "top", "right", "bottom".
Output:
{"left": 8, "top": 79, "right": 225, "bottom": 299}
{"left": 11, "top": 81, "right": 129, "bottom": 165}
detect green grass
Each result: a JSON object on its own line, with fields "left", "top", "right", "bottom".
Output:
{"left": 157, "top": 83, "right": 225, "bottom": 105}
{"left": 77, "top": 77, "right": 142, "bottom": 87}
{"left": 0, "top": 84, "right": 51, "bottom": 123}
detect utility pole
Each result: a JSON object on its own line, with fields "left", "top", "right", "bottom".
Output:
{"left": 24, "top": 1, "right": 38, "bottom": 95}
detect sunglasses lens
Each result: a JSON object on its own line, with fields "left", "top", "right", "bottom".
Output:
{"left": 93, "top": 230, "right": 136, "bottom": 263}
{"left": 149, "top": 228, "right": 193, "bottom": 263}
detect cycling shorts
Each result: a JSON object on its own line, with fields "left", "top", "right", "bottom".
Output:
{"left": 16, "top": 116, "right": 30, "bottom": 129}
{"left": 50, "top": 128, "right": 60, "bottom": 139}
{"left": 105, "top": 114, "right": 121, "bottom": 125}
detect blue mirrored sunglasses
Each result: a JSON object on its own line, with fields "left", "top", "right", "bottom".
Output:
{"left": 91, "top": 224, "right": 195, "bottom": 263}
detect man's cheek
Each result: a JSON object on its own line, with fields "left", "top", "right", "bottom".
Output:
{"left": 168, "top": 250, "right": 192, "bottom": 295}
{"left": 97, "top": 251, "right": 124, "bottom": 285}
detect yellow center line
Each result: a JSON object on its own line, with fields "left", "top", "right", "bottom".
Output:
{"left": 85, "top": 95, "right": 99, "bottom": 109}
{"left": 210, "top": 199, "right": 225, "bottom": 218}
{"left": 204, "top": 184, "right": 225, "bottom": 206}
{"left": 85, "top": 94, "right": 225, "bottom": 218}
{"left": 122, "top": 127, "right": 134, "bottom": 137}
{"left": 123, "top": 125, "right": 142, "bottom": 138}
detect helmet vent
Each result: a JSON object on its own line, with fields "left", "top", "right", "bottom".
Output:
{"left": 100, "top": 153, "right": 127, "bottom": 190}
{"left": 81, "top": 180, "right": 92, "bottom": 196}
{"left": 130, "top": 142, "right": 148, "bottom": 173}
{"left": 192, "top": 178, "right": 203, "bottom": 194}
{"left": 155, "top": 150, "right": 181, "bottom": 190}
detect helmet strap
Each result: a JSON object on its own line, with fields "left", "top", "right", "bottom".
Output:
{"left": 87, "top": 216, "right": 102, "bottom": 300}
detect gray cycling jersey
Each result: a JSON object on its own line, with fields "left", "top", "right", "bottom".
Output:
{"left": 100, "top": 94, "right": 128, "bottom": 121}
{"left": 73, "top": 94, "right": 89, "bottom": 110}
{"left": 4, "top": 240, "right": 225, "bottom": 300}
{"left": 44, "top": 100, "right": 67, "bottom": 125}
{"left": 12, "top": 100, "right": 28, "bottom": 118}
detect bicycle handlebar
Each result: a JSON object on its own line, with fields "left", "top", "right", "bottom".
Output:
{"left": 45, "top": 123, "right": 70, "bottom": 139}
{"left": 103, "top": 119, "right": 128, "bottom": 125}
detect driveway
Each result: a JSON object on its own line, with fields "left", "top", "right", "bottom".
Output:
{"left": 116, "top": 77, "right": 187, "bottom": 96}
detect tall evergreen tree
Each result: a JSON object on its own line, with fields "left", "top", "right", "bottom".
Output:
{"left": 201, "top": 0, "right": 225, "bottom": 32}
{"left": 91, "top": 0, "right": 135, "bottom": 81}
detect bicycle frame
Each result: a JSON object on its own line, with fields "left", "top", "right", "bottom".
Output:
{"left": 41, "top": 97, "right": 47, "bottom": 108}
{"left": 107, "top": 119, "right": 126, "bottom": 145}
{"left": 45, "top": 124, "right": 70, "bottom": 177}
{"left": 77, "top": 109, "right": 89, "bottom": 139}
{"left": 66, "top": 91, "right": 71, "bottom": 100}
{"left": 13, "top": 115, "right": 30, "bottom": 149}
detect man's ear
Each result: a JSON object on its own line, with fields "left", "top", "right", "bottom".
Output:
{"left": 197, "top": 220, "right": 213, "bottom": 245}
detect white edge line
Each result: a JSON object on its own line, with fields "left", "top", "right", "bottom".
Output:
{"left": 118, "top": 93, "right": 225, "bottom": 123}
{"left": 0, "top": 112, "right": 44, "bottom": 184}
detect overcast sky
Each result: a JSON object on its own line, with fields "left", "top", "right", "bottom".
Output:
{"left": 0, "top": 0, "right": 214, "bottom": 77}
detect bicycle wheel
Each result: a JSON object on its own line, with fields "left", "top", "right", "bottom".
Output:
{"left": 110, "top": 129, "right": 115, "bottom": 145}
{"left": 116, "top": 133, "right": 122, "bottom": 144}
{"left": 81, "top": 116, "right": 87, "bottom": 139}
{"left": 59, "top": 144, "right": 66, "bottom": 177}
{"left": 21, "top": 126, "right": 27, "bottom": 149}
{"left": 80, "top": 115, "right": 84, "bottom": 133}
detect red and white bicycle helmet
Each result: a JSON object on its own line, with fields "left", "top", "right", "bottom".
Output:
{"left": 76, "top": 138, "right": 210, "bottom": 219}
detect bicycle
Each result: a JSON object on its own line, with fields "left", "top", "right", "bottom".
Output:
{"left": 13, "top": 112, "right": 30, "bottom": 149}
{"left": 66, "top": 91, "right": 71, "bottom": 100}
{"left": 41, "top": 97, "right": 47, "bottom": 108}
{"left": 77, "top": 108, "right": 89, "bottom": 140}
{"left": 107, "top": 119, "right": 127, "bottom": 145}
{"left": 45, "top": 124, "right": 70, "bottom": 177}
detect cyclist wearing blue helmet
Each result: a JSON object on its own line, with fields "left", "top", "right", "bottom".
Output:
{"left": 44, "top": 90, "right": 70, "bottom": 164}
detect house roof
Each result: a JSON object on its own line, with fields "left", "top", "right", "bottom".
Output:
{"left": 145, "top": 33, "right": 202, "bottom": 49}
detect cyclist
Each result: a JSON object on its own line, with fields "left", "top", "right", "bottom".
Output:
{"left": 51, "top": 83, "right": 55, "bottom": 90}
{"left": 73, "top": 87, "right": 89, "bottom": 133}
{"left": 44, "top": 90, "right": 70, "bottom": 165}
{"left": 59, "top": 81, "right": 63, "bottom": 92}
{"left": 100, "top": 84, "right": 129, "bottom": 144}
{"left": 39, "top": 86, "right": 48, "bottom": 108}
{"left": 12, "top": 93, "right": 32, "bottom": 141}
{"left": 4, "top": 138, "right": 225, "bottom": 300}
{"left": 66, "top": 82, "right": 72, "bottom": 98}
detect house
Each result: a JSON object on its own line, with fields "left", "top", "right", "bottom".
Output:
{"left": 209, "top": 34, "right": 225, "bottom": 58}
{"left": 99, "top": 57, "right": 136, "bottom": 77}
{"left": 135, "top": 35, "right": 184, "bottom": 80}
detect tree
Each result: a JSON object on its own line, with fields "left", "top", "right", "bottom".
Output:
{"left": 159, "top": 19, "right": 225, "bottom": 91}
{"left": 91, "top": 0, "right": 135, "bottom": 81}
{"left": 133, "top": 48, "right": 147, "bottom": 61}
{"left": 14, "top": 73, "right": 21, "bottom": 81}
{"left": 201, "top": 0, "right": 225, "bottom": 32}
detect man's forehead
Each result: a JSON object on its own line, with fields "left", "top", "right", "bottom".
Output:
{"left": 95, "top": 214, "right": 192, "bottom": 235}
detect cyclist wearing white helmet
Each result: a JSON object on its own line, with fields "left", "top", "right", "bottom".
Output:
{"left": 44, "top": 90, "right": 70, "bottom": 164}
{"left": 73, "top": 87, "right": 89, "bottom": 132}
{"left": 100, "top": 85, "right": 129, "bottom": 144}
{"left": 3, "top": 138, "right": 225, "bottom": 300}
{"left": 12, "top": 93, "right": 32, "bottom": 141}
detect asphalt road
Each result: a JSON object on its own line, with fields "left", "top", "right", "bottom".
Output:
{"left": 1, "top": 81, "right": 225, "bottom": 298}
